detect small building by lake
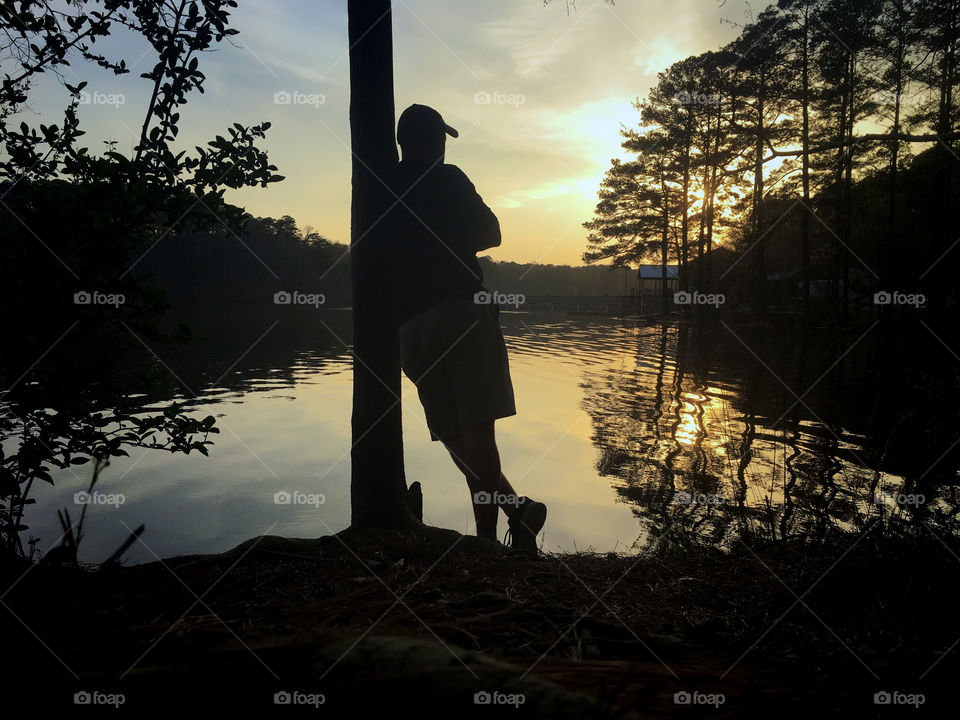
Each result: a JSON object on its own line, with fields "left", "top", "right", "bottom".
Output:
{"left": 637, "top": 264, "right": 679, "bottom": 294}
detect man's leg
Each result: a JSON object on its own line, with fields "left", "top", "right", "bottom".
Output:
{"left": 443, "top": 424, "right": 519, "bottom": 539}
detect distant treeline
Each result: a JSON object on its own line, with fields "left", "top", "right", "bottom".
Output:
{"left": 478, "top": 258, "right": 634, "bottom": 297}
{"left": 142, "top": 215, "right": 353, "bottom": 306}
{"left": 141, "top": 213, "right": 636, "bottom": 305}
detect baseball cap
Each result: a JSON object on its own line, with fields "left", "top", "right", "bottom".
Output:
{"left": 397, "top": 104, "right": 459, "bottom": 146}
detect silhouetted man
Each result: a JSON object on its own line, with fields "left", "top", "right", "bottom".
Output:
{"left": 387, "top": 103, "right": 546, "bottom": 551}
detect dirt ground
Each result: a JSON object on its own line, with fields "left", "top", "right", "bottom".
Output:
{"left": 2, "top": 524, "right": 955, "bottom": 716}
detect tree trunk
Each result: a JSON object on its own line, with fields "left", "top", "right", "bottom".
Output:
{"left": 680, "top": 121, "right": 692, "bottom": 291}
{"left": 752, "top": 82, "right": 767, "bottom": 313}
{"left": 660, "top": 161, "right": 671, "bottom": 314}
{"left": 930, "top": 4, "right": 957, "bottom": 318}
{"left": 800, "top": 4, "right": 811, "bottom": 305}
{"left": 347, "top": 0, "right": 419, "bottom": 529}
{"left": 830, "top": 87, "right": 847, "bottom": 306}
{"left": 883, "top": 2, "right": 906, "bottom": 305}
{"left": 697, "top": 183, "right": 706, "bottom": 293}
{"left": 840, "top": 52, "right": 855, "bottom": 319}
{"left": 706, "top": 97, "right": 721, "bottom": 292}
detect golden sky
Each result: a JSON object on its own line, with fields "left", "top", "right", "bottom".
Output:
{"left": 28, "top": 0, "right": 745, "bottom": 265}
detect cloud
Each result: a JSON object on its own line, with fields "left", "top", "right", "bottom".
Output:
{"left": 633, "top": 37, "right": 688, "bottom": 76}
{"left": 496, "top": 173, "right": 606, "bottom": 211}
{"left": 498, "top": 178, "right": 578, "bottom": 209}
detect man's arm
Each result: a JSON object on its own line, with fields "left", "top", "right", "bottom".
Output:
{"left": 445, "top": 165, "right": 501, "bottom": 252}
{"left": 475, "top": 209, "right": 501, "bottom": 252}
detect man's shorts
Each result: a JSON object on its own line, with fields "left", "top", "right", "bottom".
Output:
{"left": 399, "top": 298, "right": 516, "bottom": 443}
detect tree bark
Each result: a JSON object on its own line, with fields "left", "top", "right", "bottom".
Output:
{"left": 660, "top": 160, "right": 670, "bottom": 314}
{"left": 347, "top": 0, "right": 419, "bottom": 529}
{"left": 752, "top": 76, "right": 767, "bottom": 313}
{"left": 680, "top": 114, "right": 692, "bottom": 291}
{"left": 800, "top": 2, "right": 811, "bottom": 305}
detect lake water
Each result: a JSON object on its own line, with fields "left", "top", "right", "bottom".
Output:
{"left": 22, "top": 306, "right": 959, "bottom": 565}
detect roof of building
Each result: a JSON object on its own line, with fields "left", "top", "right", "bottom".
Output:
{"left": 637, "top": 264, "right": 680, "bottom": 279}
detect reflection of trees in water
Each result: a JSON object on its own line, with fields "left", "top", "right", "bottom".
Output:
{"left": 587, "top": 324, "right": 737, "bottom": 549}
{"left": 116, "top": 305, "right": 354, "bottom": 412}
{"left": 581, "top": 321, "right": 960, "bottom": 550}
{"left": 733, "top": 359, "right": 757, "bottom": 540}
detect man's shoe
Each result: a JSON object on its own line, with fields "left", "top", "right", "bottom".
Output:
{"left": 504, "top": 497, "right": 546, "bottom": 552}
